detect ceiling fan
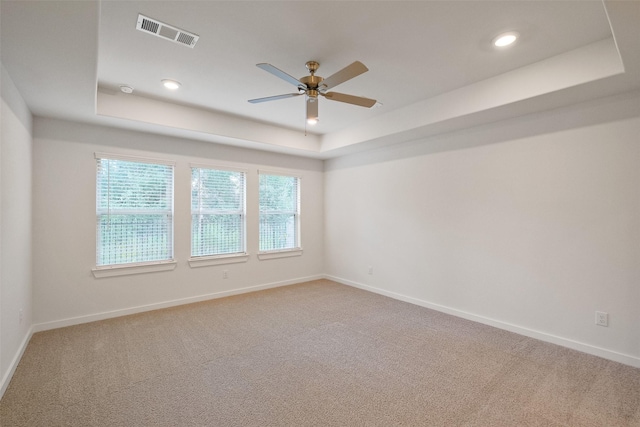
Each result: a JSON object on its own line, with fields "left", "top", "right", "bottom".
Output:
{"left": 248, "top": 61, "right": 377, "bottom": 125}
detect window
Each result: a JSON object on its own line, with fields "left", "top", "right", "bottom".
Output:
{"left": 259, "top": 173, "right": 300, "bottom": 252}
{"left": 96, "top": 154, "right": 174, "bottom": 267}
{"left": 191, "top": 166, "right": 246, "bottom": 257}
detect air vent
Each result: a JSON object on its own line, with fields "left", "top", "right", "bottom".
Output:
{"left": 136, "top": 14, "right": 199, "bottom": 48}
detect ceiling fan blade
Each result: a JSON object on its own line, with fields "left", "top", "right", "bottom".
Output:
{"left": 306, "top": 97, "right": 318, "bottom": 122}
{"left": 256, "top": 63, "right": 301, "bottom": 87}
{"left": 319, "top": 61, "right": 369, "bottom": 91}
{"left": 323, "top": 92, "right": 377, "bottom": 108}
{"left": 248, "top": 93, "right": 302, "bottom": 104}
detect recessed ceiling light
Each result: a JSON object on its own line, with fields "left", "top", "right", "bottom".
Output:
{"left": 119, "top": 85, "right": 134, "bottom": 94}
{"left": 162, "top": 79, "right": 181, "bottom": 90}
{"left": 493, "top": 32, "right": 519, "bottom": 48}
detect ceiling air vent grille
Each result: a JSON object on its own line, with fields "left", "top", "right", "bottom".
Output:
{"left": 136, "top": 14, "right": 199, "bottom": 48}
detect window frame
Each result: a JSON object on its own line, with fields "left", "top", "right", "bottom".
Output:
{"left": 188, "top": 164, "right": 249, "bottom": 268}
{"left": 92, "top": 152, "right": 177, "bottom": 278}
{"left": 258, "top": 170, "right": 303, "bottom": 259}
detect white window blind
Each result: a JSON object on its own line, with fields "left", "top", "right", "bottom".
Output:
{"left": 259, "top": 173, "right": 300, "bottom": 252}
{"left": 191, "top": 167, "right": 246, "bottom": 257}
{"left": 96, "top": 156, "right": 174, "bottom": 266}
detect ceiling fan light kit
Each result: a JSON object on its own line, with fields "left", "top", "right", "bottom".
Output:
{"left": 249, "top": 60, "right": 377, "bottom": 126}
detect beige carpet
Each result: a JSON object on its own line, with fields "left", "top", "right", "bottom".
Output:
{"left": 1, "top": 279, "right": 639, "bottom": 426}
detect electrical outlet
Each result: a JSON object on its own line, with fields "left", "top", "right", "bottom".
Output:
{"left": 223, "top": 270, "right": 228, "bottom": 279}
{"left": 368, "top": 266, "right": 373, "bottom": 275}
{"left": 19, "top": 309, "right": 23, "bottom": 324}
{"left": 595, "top": 311, "right": 608, "bottom": 327}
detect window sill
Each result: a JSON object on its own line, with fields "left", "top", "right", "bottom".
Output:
{"left": 257, "top": 248, "right": 303, "bottom": 260}
{"left": 92, "top": 260, "right": 177, "bottom": 278}
{"left": 188, "top": 253, "right": 250, "bottom": 268}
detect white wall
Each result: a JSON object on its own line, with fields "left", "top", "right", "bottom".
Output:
{"left": 325, "top": 91, "right": 640, "bottom": 367}
{"left": 32, "top": 118, "right": 324, "bottom": 328}
{"left": 0, "top": 65, "right": 33, "bottom": 395}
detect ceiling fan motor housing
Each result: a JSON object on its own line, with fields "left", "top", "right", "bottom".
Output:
{"left": 300, "top": 75, "right": 324, "bottom": 91}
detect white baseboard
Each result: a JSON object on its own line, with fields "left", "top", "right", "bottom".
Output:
{"left": 32, "top": 275, "right": 324, "bottom": 333}
{"left": 0, "top": 325, "right": 33, "bottom": 400}
{"left": 324, "top": 274, "right": 640, "bottom": 369}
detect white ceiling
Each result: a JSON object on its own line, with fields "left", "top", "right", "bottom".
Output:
{"left": 1, "top": 1, "right": 639, "bottom": 159}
